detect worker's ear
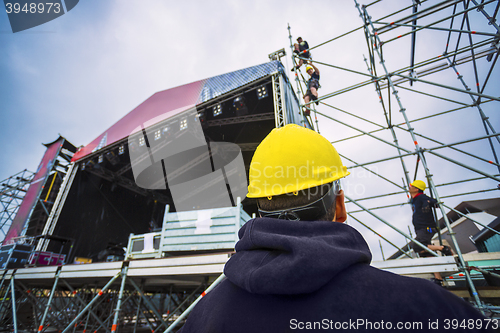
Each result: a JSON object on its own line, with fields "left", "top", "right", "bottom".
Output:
{"left": 333, "top": 190, "right": 347, "bottom": 223}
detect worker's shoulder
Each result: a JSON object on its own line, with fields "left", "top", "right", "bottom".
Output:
{"left": 352, "top": 264, "right": 482, "bottom": 315}
{"left": 343, "top": 262, "right": 433, "bottom": 289}
{"left": 417, "top": 193, "right": 436, "bottom": 202}
{"left": 337, "top": 263, "right": 451, "bottom": 302}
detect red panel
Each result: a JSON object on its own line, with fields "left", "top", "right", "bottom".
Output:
{"left": 5, "top": 139, "right": 64, "bottom": 243}
{"left": 28, "top": 251, "right": 66, "bottom": 266}
{"left": 72, "top": 80, "right": 206, "bottom": 161}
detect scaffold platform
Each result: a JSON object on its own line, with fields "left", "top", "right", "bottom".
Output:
{"left": 1, "top": 252, "right": 230, "bottom": 291}
{"left": 5, "top": 251, "right": 498, "bottom": 286}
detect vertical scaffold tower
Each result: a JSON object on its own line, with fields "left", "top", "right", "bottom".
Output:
{"left": 0, "top": 170, "right": 34, "bottom": 240}
{"left": 289, "top": 0, "right": 499, "bottom": 310}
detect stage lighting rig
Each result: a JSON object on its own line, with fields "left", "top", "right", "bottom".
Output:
{"left": 105, "top": 151, "right": 120, "bottom": 166}
{"left": 213, "top": 104, "right": 222, "bottom": 117}
{"left": 233, "top": 95, "right": 248, "bottom": 116}
{"left": 139, "top": 137, "right": 146, "bottom": 147}
{"left": 198, "top": 110, "right": 207, "bottom": 128}
{"left": 268, "top": 48, "right": 286, "bottom": 61}
{"left": 162, "top": 126, "right": 171, "bottom": 138}
{"left": 257, "top": 85, "right": 268, "bottom": 99}
{"left": 180, "top": 118, "right": 188, "bottom": 131}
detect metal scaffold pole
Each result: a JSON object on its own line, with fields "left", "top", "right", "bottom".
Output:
{"left": 111, "top": 264, "right": 129, "bottom": 333}
{"left": 164, "top": 273, "right": 226, "bottom": 333}
{"left": 128, "top": 278, "right": 171, "bottom": 331}
{"left": 361, "top": 52, "right": 412, "bottom": 190}
{"left": 60, "top": 280, "right": 112, "bottom": 333}
{"left": 287, "top": 24, "right": 308, "bottom": 128}
{"left": 348, "top": 213, "right": 413, "bottom": 259}
{"left": 10, "top": 277, "right": 17, "bottom": 333}
{"left": 444, "top": 56, "right": 500, "bottom": 173}
{"left": 60, "top": 271, "right": 122, "bottom": 333}
{"left": 38, "top": 267, "right": 62, "bottom": 332}
{"left": 0, "top": 271, "right": 13, "bottom": 323}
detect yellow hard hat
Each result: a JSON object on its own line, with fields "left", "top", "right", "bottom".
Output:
{"left": 247, "top": 124, "right": 350, "bottom": 198}
{"left": 410, "top": 180, "right": 426, "bottom": 191}
{"left": 306, "top": 66, "right": 313, "bottom": 72}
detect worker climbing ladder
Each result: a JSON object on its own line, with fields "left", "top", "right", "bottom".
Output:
{"left": 287, "top": 25, "right": 321, "bottom": 132}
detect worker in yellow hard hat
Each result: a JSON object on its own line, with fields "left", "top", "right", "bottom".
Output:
{"left": 409, "top": 180, "right": 454, "bottom": 276}
{"left": 246, "top": 123, "right": 348, "bottom": 222}
{"left": 179, "top": 124, "right": 487, "bottom": 333}
{"left": 303, "top": 62, "right": 320, "bottom": 115}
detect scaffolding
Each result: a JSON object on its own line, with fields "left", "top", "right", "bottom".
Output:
{"left": 1, "top": 250, "right": 498, "bottom": 332}
{"left": 0, "top": 170, "right": 35, "bottom": 241}
{"left": 289, "top": 0, "right": 499, "bottom": 311}
{"left": 0, "top": 253, "right": 229, "bottom": 332}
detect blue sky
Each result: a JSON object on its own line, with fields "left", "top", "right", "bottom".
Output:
{"left": 1, "top": 1, "right": 499, "bottom": 259}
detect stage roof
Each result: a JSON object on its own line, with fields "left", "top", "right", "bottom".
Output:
{"left": 72, "top": 61, "right": 283, "bottom": 162}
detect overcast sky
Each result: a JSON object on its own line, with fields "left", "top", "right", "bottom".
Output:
{"left": 1, "top": 0, "right": 498, "bottom": 260}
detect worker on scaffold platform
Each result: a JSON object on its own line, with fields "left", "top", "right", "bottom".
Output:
{"left": 409, "top": 179, "right": 453, "bottom": 285}
{"left": 409, "top": 180, "right": 453, "bottom": 256}
{"left": 178, "top": 125, "right": 491, "bottom": 333}
{"left": 292, "top": 37, "right": 311, "bottom": 71}
{"left": 303, "top": 62, "right": 320, "bottom": 115}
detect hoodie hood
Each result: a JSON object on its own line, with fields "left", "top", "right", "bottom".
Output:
{"left": 224, "top": 217, "right": 372, "bottom": 295}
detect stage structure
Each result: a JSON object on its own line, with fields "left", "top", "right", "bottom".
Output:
{"left": 289, "top": 0, "right": 500, "bottom": 312}
{"left": 0, "top": 138, "right": 77, "bottom": 272}
{"left": 28, "top": 60, "right": 307, "bottom": 263}
{"left": 1, "top": 137, "right": 77, "bottom": 245}
{"left": 0, "top": 60, "right": 309, "bottom": 332}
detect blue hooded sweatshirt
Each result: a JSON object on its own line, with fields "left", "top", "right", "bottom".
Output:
{"left": 179, "top": 218, "right": 492, "bottom": 332}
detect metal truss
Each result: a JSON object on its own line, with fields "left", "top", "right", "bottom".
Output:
{"left": 272, "top": 73, "right": 287, "bottom": 128}
{"left": 289, "top": 0, "right": 499, "bottom": 312}
{"left": 0, "top": 270, "right": 170, "bottom": 332}
{"left": 38, "top": 163, "right": 78, "bottom": 251}
{"left": 207, "top": 113, "right": 274, "bottom": 127}
{"left": 0, "top": 170, "right": 34, "bottom": 242}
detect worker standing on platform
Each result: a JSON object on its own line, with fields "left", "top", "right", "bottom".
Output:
{"left": 303, "top": 63, "right": 320, "bottom": 115}
{"left": 409, "top": 180, "right": 453, "bottom": 284}
{"left": 409, "top": 180, "right": 453, "bottom": 257}
{"left": 292, "top": 37, "right": 311, "bottom": 71}
{"left": 179, "top": 125, "right": 491, "bottom": 333}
